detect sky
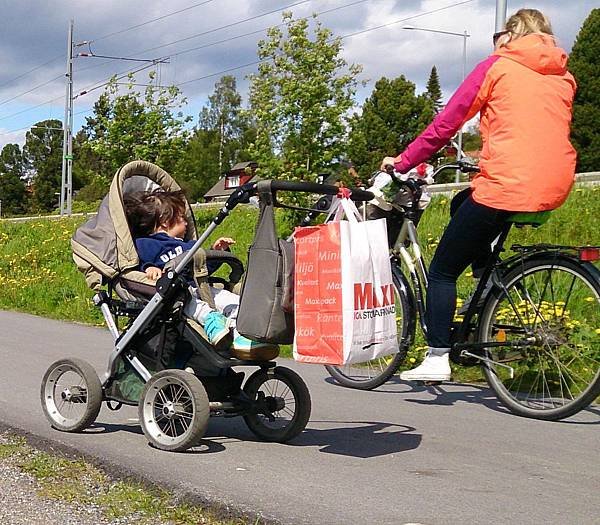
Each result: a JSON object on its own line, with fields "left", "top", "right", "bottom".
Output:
{"left": 0, "top": 0, "right": 595, "bottom": 150}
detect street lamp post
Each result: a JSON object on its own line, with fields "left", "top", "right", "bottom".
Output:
{"left": 403, "top": 25, "right": 470, "bottom": 182}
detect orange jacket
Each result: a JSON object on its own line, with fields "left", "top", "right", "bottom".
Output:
{"left": 396, "top": 34, "right": 577, "bottom": 211}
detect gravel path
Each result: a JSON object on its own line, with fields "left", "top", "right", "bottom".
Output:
{"left": 0, "top": 434, "right": 171, "bottom": 525}
{"left": 0, "top": 460, "right": 116, "bottom": 525}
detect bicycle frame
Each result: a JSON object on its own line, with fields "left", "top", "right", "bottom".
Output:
{"left": 391, "top": 217, "right": 429, "bottom": 338}
{"left": 384, "top": 163, "right": 533, "bottom": 364}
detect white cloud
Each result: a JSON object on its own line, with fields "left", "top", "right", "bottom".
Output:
{"left": 0, "top": 0, "right": 595, "bottom": 144}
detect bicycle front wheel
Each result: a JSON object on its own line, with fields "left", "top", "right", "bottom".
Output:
{"left": 478, "top": 256, "right": 600, "bottom": 420}
{"left": 325, "top": 266, "right": 414, "bottom": 390}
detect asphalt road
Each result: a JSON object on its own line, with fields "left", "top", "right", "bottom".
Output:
{"left": 0, "top": 310, "right": 598, "bottom": 525}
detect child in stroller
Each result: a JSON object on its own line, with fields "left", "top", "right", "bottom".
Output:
{"left": 40, "top": 160, "right": 313, "bottom": 452}
{"left": 123, "top": 188, "right": 275, "bottom": 354}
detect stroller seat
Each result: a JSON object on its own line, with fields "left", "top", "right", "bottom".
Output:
{"left": 50, "top": 160, "right": 311, "bottom": 452}
{"left": 113, "top": 269, "right": 157, "bottom": 302}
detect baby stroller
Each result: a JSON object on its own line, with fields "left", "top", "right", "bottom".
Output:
{"left": 40, "top": 160, "right": 333, "bottom": 452}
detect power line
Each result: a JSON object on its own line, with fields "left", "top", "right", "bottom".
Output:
{"left": 339, "top": 0, "right": 475, "bottom": 40}
{"left": 111, "top": 0, "right": 361, "bottom": 90}
{"left": 0, "top": 95, "right": 63, "bottom": 122}
{"left": 128, "top": 0, "right": 316, "bottom": 58}
{"left": 170, "top": 0, "right": 369, "bottom": 60}
{"left": 0, "top": 74, "right": 64, "bottom": 107}
{"left": 0, "top": 54, "right": 63, "bottom": 90}
{"left": 178, "top": 60, "right": 262, "bottom": 86}
{"left": 0, "top": 123, "right": 64, "bottom": 138}
{"left": 175, "top": 0, "right": 475, "bottom": 88}
{"left": 73, "top": 60, "right": 165, "bottom": 99}
{"left": 0, "top": 0, "right": 475, "bottom": 129}
{"left": 0, "top": 56, "right": 160, "bottom": 123}
{"left": 89, "top": 0, "right": 218, "bottom": 44}
{"left": 0, "top": 0, "right": 220, "bottom": 110}
{"left": 63, "top": 0, "right": 318, "bottom": 108}
{"left": 0, "top": 0, "right": 316, "bottom": 117}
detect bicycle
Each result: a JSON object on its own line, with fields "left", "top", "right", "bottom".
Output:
{"left": 325, "top": 161, "right": 600, "bottom": 421}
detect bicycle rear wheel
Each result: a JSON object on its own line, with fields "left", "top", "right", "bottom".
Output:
{"left": 478, "top": 256, "right": 600, "bottom": 420}
{"left": 325, "top": 266, "right": 414, "bottom": 390}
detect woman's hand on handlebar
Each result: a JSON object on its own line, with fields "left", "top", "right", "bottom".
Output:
{"left": 380, "top": 156, "right": 398, "bottom": 172}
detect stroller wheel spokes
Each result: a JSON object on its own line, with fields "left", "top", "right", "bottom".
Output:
{"left": 243, "top": 366, "right": 311, "bottom": 443}
{"left": 139, "top": 370, "right": 209, "bottom": 452}
{"left": 40, "top": 358, "right": 103, "bottom": 433}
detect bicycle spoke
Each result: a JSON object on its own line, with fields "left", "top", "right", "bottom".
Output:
{"left": 481, "top": 258, "right": 600, "bottom": 418}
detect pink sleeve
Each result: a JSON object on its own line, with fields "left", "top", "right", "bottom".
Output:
{"left": 395, "top": 55, "right": 500, "bottom": 173}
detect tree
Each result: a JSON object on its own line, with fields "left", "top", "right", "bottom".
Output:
{"left": 83, "top": 72, "right": 191, "bottom": 176}
{"left": 347, "top": 76, "right": 434, "bottom": 180}
{"left": 426, "top": 66, "right": 443, "bottom": 112}
{"left": 461, "top": 122, "right": 482, "bottom": 153}
{"left": 23, "top": 119, "right": 63, "bottom": 212}
{"left": 569, "top": 8, "right": 600, "bottom": 172}
{"left": 72, "top": 129, "right": 113, "bottom": 203}
{"left": 0, "top": 143, "right": 27, "bottom": 215}
{"left": 174, "top": 129, "right": 221, "bottom": 201}
{"left": 198, "top": 75, "right": 251, "bottom": 172}
{"left": 174, "top": 76, "right": 254, "bottom": 201}
{"left": 248, "top": 12, "right": 362, "bottom": 183}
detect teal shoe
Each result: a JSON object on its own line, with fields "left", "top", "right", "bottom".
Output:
{"left": 204, "top": 311, "right": 232, "bottom": 350}
{"left": 233, "top": 334, "right": 270, "bottom": 351}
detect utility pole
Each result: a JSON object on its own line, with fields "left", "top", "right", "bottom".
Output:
{"left": 60, "top": 19, "right": 74, "bottom": 216}
{"left": 495, "top": 0, "right": 507, "bottom": 32}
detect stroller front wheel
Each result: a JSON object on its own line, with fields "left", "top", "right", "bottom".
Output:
{"left": 40, "top": 358, "right": 103, "bottom": 432}
{"left": 138, "top": 370, "right": 209, "bottom": 452}
{"left": 243, "top": 366, "right": 311, "bottom": 443}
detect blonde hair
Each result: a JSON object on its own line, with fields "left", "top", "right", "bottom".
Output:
{"left": 505, "top": 8, "right": 553, "bottom": 37}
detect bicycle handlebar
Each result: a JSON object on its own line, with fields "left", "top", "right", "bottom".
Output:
{"left": 383, "top": 159, "right": 480, "bottom": 182}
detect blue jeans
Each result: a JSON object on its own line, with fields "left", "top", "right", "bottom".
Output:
{"left": 425, "top": 189, "right": 510, "bottom": 348}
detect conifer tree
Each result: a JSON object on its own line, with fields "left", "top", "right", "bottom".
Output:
{"left": 569, "top": 8, "right": 600, "bottom": 171}
{"left": 0, "top": 143, "right": 27, "bottom": 215}
{"left": 426, "top": 65, "right": 443, "bottom": 112}
{"left": 347, "top": 76, "right": 434, "bottom": 179}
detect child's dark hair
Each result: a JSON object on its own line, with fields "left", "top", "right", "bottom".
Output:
{"left": 124, "top": 189, "right": 187, "bottom": 237}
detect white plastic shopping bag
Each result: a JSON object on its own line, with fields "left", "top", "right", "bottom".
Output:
{"left": 293, "top": 195, "right": 398, "bottom": 364}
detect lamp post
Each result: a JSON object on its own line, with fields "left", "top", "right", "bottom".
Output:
{"left": 403, "top": 25, "right": 470, "bottom": 182}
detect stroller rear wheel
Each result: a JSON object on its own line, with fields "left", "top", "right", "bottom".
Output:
{"left": 40, "top": 358, "right": 103, "bottom": 432}
{"left": 243, "top": 366, "right": 311, "bottom": 443}
{"left": 139, "top": 370, "right": 209, "bottom": 452}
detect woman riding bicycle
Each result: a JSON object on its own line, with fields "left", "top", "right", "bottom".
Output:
{"left": 382, "top": 8, "right": 577, "bottom": 382}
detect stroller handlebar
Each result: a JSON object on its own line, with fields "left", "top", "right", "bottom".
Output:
{"left": 268, "top": 180, "right": 374, "bottom": 202}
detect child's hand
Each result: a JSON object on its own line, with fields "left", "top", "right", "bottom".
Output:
{"left": 212, "top": 237, "right": 235, "bottom": 251}
{"left": 145, "top": 266, "right": 162, "bottom": 281}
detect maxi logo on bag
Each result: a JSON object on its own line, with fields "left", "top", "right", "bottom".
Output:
{"left": 354, "top": 282, "right": 396, "bottom": 320}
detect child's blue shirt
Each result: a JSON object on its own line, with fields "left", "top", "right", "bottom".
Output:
{"left": 135, "top": 232, "right": 218, "bottom": 273}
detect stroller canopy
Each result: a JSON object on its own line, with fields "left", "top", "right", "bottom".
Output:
{"left": 72, "top": 160, "right": 196, "bottom": 291}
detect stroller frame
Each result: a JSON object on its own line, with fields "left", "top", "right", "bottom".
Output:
{"left": 41, "top": 160, "right": 373, "bottom": 452}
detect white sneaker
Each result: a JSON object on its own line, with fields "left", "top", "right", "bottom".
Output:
{"left": 400, "top": 348, "right": 451, "bottom": 381}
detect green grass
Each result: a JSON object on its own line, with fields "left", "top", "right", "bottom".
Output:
{"left": 0, "top": 186, "right": 598, "bottom": 373}
{"left": 0, "top": 433, "right": 257, "bottom": 524}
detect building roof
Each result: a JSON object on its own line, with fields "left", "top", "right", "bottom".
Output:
{"left": 203, "top": 161, "right": 259, "bottom": 200}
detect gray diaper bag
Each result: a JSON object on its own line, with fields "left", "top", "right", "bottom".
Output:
{"left": 236, "top": 181, "right": 295, "bottom": 344}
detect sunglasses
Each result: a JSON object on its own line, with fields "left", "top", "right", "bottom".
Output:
{"left": 493, "top": 30, "right": 510, "bottom": 45}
